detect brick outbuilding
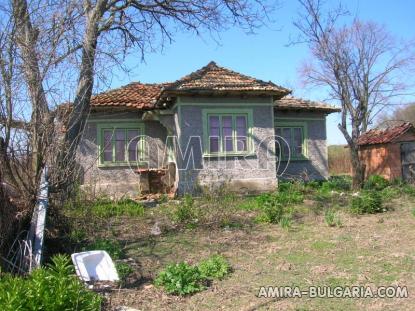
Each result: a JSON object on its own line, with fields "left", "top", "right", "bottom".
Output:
{"left": 358, "top": 122, "right": 415, "bottom": 181}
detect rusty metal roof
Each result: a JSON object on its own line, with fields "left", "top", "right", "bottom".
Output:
{"left": 358, "top": 122, "right": 414, "bottom": 146}
{"left": 274, "top": 96, "right": 340, "bottom": 113}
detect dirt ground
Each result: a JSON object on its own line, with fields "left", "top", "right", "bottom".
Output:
{"left": 100, "top": 198, "right": 415, "bottom": 311}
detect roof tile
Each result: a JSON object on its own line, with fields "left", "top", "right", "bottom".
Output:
{"left": 274, "top": 96, "right": 340, "bottom": 112}
{"left": 358, "top": 122, "right": 414, "bottom": 146}
{"left": 164, "top": 61, "right": 291, "bottom": 95}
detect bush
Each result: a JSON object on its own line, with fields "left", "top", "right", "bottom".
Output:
{"left": 173, "top": 194, "right": 198, "bottom": 225}
{"left": 198, "top": 255, "right": 231, "bottom": 280}
{"left": 364, "top": 175, "right": 389, "bottom": 191}
{"left": 350, "top": 191, "right": 385, "bottom": 214}
{"left": 154, "top": 262, "right": 205, "bottom": 295}
{"left": 324, "top": 209, "right": 342, "bottom": 227}
{"left": 86, "top": 239, "right": 124, "bottom": 259}
{"left": 90, "top": 198, "right": 145, "bottom": 218}
{"left": 0, "top": 255, "right": 101, "bottom": 311}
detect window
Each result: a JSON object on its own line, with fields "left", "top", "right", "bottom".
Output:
{"left": 98, "top": 123, "right": 144, "bottom": 166}
{"left": 203, "top": 109, "right": 253, "bottom": 156}
{"left": 275, "top": 123, "right": 307, "bottom": 160}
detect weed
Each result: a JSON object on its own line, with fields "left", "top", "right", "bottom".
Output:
{"left": 350, "top": 191, "right": 385, "bottom": 214}
{"left": 85, "top": 239, "right": 124, "bottom": 259}
{"left": 322, "top": 176, "right": 352, "bottom": 192}
{"left": 324, "top": 209, "right": 342, "bottom": 227}
{"left": 90, "top": 198, "right": 145, "bottom": 218}
{"left": 411, "top": 208, "right": 415, "bottom": 217}
{"left": 279, "top": 215, "right": 293, "bottom": 229}
{"left": 256, "top": 202, "right": 284, "bottom": 224}
{"left": 173, "top": 194, "right": 198, "bottom": 225}
{"left": 364, "top": 175, "right": 389, "bottom": 191}
{"left": 115, "top": 262, "right": 134, "bottom": 282}
{"left": 198, "top": 255, "right": 231, "bottom": 280}
{"left": 154, "top": 262, "right": 205, "bottom": 295}
{"left": 0, "top": 255, "right": 101, "bottom": 310}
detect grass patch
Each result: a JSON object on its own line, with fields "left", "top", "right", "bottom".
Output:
{"left": 85, "top": 239, "right": 124, "bottom": 259}
{"left": 89, "top": 199, "right": 145, "bottom": 218}
{"left": 311, "top": 240, "right": 336, "bottom": 251}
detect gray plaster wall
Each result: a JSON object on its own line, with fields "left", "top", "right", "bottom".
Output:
{"left": 77, "top": 111, "right": 168, "bottom": 197}
{"left": 275, "top": 110, "right": 329, "bottom": 180}
{"left": 175, "top": 96, "right": 277, "bottom": 194}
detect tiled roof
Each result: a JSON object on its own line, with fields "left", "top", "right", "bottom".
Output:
{"left": 274, "top": 96, "right": 340, "bottom": 112}
{"left": 358, "top": 122, "right": 414, "bottom": 146}
{"left": 91, "top": 82, "right": 164, "bottom": 110}
{"left": 163, "top": 61, "right": 291, "bottom": 95}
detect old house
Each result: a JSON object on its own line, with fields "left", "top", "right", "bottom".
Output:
{"left": 77, "top": 62, "right": 339, "bottom": 196}
{"left": 358, "top": 122, "right": 415, "bottom": 181}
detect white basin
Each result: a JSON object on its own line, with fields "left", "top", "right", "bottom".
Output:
{"left": 71, "top": 250, "right": 119, "bottom": 282}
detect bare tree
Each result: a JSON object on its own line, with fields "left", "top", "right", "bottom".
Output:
{"left": 293, "top": 0, "right": 415, "bottom": 188}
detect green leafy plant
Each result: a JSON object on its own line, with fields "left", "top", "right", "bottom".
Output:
{"left": 0, "top": 255, "right": 101, "bottom": 311}
{"left": 198, "top": 255, "right": 231, "bottom": 280}
{"left": 324, "top": 209, "right": 342, "bottom": 227}
{"left": 350, "top": 191, "right": 385, "bottom": 214}
{"left": 411, "top": 208, "right": 415, "bottom": 217}
{"left": 364, "top": 175, "right": 389, "bottom": 191}
{"left": 86, "top": 239, "right": 124, "bottom": 259}
{"left": 154, "top": 262, "right": 205, "bottom": 295}
{"left": 116, "top": 262, "right": 134, "bottom": 282}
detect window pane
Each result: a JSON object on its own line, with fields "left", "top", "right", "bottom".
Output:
{"left": 282, "top": 128, "right": 291, "bottom": 158}
{"left": 293, "top": 127, "right": 303, "bottom": 156}
{"left": 222, "top": 116, "right": 233, "bottom": 152}
{"left": 115, "top": 129, "right": 126, "bottom": 161}
{"left": 127, "top": 130, "right": 140, "bottom": 161}
{"left": 209, "top": 116, "right": 220, "bottom": 152}
{"left": 103, "top": 130, "right": 113, "bottom": 162}
{"left": 236, "top": 116, "right": 247, "bottom": 151}
{"left": 210, "top": 137, "right": 219, "bottom": 152}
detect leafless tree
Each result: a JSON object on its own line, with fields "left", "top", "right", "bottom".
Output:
{"left": 293, "top": 0, "right": 415, "bottom": 188}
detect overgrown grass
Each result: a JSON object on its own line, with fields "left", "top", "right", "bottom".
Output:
{"left": 0, "top": 255, "right": 101, "bottom": 311}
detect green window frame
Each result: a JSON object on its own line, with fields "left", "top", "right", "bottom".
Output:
{"left": 97, "top": 122, "right": 145, "bottom": 167}
{"left": 275, "top": 121, "right": 308, "bottom": 160}
{"left": 202, "top": 108, "right": 254, "bottom": 156}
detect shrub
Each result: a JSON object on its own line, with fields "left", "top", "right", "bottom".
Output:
{"left": 86, "top": 239, "right": 124, "bottom": 259}
{"left": 324, "top": 209, "right": 342, "bottom": 227}
{"left": 154, "top": 262, "right": 205, "bottom": 295}
{"left": 90, "top": 198, "right": 145, "bottom": 218}
{"left": 402, "top": 184, "right": 415, "bottom": 197}
{"left": 198, "top": 255, "right": 231, "bottom": 280}
{"left": 0, "top": 255, "right": 101, "bottom": 311}
{"left": 364, "top": 175, "right": 389, "bottom": 191}
{"left": 173, "top": 194, "right": 198, "bottom": 225}
{"left": 380, "top": 186, "right": 401, "bottom": 200}
{"left": 350, "top": 191, "right": 385, "bottom": 214}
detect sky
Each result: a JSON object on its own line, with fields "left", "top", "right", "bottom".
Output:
{"left": 109, "top": 0, "right": 415, "bottom": 145}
